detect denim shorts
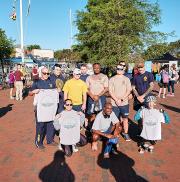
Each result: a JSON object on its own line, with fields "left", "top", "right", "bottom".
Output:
{"left": 113, "top": 104, "right": 129, "bottom": 118}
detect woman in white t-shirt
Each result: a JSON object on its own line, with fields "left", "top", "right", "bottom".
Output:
{"left": 134, "top": 95, "right": 170, "bottom": 154}
{"left": 53, "top": 99, "right": 87, "bottom": 157}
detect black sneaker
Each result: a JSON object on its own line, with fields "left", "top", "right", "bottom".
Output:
{"left": 35, "top": 141, "right": 45, "bottom": 150}
{"left": 122, "top": 133, "right": 131, "bottom": 141}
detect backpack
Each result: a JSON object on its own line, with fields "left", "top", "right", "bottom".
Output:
{"left": 155, "top": 74, "right": 161, "bottom": 83}
{"left": 162, "top": 71, "right": 169, "bottom": 83}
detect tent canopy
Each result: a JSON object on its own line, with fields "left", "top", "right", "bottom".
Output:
{"left": 151, "top": 53, "right": 180, "bottom": 63}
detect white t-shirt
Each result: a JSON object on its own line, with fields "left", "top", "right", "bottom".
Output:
{"left": 36, "top": 89, "right": 59, "bottom": 122}
{"left": 140, "top": 108, "right": 165, "bottom": 140}
{"left": 54, "top": 110, "right": 82, "bottom": 145}
{"left": 92, "top": 111, "right": 119, "bottom": 132}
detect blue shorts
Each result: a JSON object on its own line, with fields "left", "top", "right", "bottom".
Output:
{"left": 113, "top": 104, "right": 129, "bottom": 118}
{"left": 87, "top": 95, "right": 106, "bottom": 115}
{"left": 72, "top": 105, "right": 82, "bottom": 112}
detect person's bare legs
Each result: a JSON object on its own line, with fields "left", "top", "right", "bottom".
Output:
{"left": 158, "top": 88, "right": 162, "bottom": 98}
{"left": 163, "top": 88, "right": 166, "bottom": 98}
{"left": 92, "top": 133, "right": 99, "bottom": 151}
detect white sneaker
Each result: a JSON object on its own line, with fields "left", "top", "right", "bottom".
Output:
{"left": 72, "top": 145, "right": 78, "bottom": 152}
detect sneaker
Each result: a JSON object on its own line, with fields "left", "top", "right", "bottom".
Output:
{"left": 35, "top": 141, "right": 45, "bottom": 150}
{"left": 139, "top": 148, "right": 144, "bottom": 154}
{"left": 104, "top": 153, "right": 110, "bottom": 158}
{"left": 162, "top": 95, "right": 165, "bottom": 99}
{"left": 10, "top": 96, "right": 14, "bottom": 100}
{"left": 111, "top": 149, "right": 118, "bottom": 155}
{"left": 170, "top": 93, "right": 174, "bottom": 97}
{"left": 166, "top": 93, "right": 171, "bottom": 96}
{"left": 122, "top": 133, "right": 131, "bottom": 141}
{"left": 72, "top": 145, "right": 79, "bottom": 152}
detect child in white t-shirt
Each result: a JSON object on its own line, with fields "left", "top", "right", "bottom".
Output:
{"left": 134, "top": 95, "right": 170, "bottom": 153}
{"left": 53, "top": 99, "right": 87, "bottom": 157}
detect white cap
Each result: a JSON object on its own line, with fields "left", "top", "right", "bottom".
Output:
{"left": 73, "top": 68, "right": 81, "bottom": 75}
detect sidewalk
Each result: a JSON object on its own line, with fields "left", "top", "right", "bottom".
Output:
{"left": 0, "top": 84, "right": 179, "bottom": 182}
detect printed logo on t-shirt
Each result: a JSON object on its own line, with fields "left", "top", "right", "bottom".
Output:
{"left": 49, "top": 84, "right": 53, "bottom": 88}
{"left": 143, "top": 76, "right": 147, "bottom": 81}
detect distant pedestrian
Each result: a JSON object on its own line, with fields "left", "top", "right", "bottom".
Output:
{"left": 158, "top": 65, "right": 169, "bottom": 98}
{"left": 14, "top": 64, "right": 24, "bottom": 101}
{"left": 32, "top": 64, "right": 39, "bottom": 81}
{"left": 167, "top": 64, "right": 179, "bottom": 97}
{"left": 8, "top": 70, "right": 15, "bottom": 99}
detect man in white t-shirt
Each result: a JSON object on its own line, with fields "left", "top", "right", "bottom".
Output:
{"left": 92, "top": 103, "right": 121, "bottom": 158}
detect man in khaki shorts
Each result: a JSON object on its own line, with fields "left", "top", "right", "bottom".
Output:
{"left": 109, "top": 64, "right": 132, "bottom": 141}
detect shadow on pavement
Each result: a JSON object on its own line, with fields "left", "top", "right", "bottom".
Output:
{"left": 97, "top": 152, "right": 148, "bottom": 182}
{"left": 0, "top": 104, "right": 13, "bottom": 118}
{"left": 39, "top": 151, "right": 75, "bottom": 182}
{"left": 160, "top": 103, "right": 180, "bottom": 113}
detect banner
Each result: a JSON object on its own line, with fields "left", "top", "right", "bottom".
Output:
{"left": 145, "top": 61, "right": 152, "bottom": 72}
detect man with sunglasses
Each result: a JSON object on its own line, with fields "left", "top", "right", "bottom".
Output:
{"left": 119, "top": 61, "right": 133, "bottom": 81}
{"left": 91, "top": 103, "right": 121, "bottom": 158}
{"left": 63, "top": 68, "right": 87, "bottom": 112}
{"left": 132, "top": 62, "right": 154, "bottom": 111}
{"left": 30, "top": 67, "right": 58, "bottom": 149}
{"left": 109, "top": 65, "right": 132, "bottom": 141}
{"left": 50, "top": 64, "right": 65, "bottom": 113}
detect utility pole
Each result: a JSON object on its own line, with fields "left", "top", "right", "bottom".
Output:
{"left": 20, "top": 0, "right": 24, "bottom": 63}
{"left": 69, "top": 8, "right": 73, "bottom": 49}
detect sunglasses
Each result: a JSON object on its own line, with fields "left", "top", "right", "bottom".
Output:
{"left": 117, "top": 68, "right": 124, "bottom": 71}
{"left": 65, "top": 104, "right": 73, "bottom": 106}
{"left": 120, "top": 64, "right": 126, "bottom": 67}
{"left": 75, "top": 73, "right": 81, "bottom": 75}
{"left": 42, "top": 72, "right": 50, "bottom": 75}
{"left": 138, "top": 66, "right": 144, "bottom": 69}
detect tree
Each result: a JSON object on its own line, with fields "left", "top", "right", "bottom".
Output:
{"left": 75, "top": 0, "right": 168, "bottom": 65}
{"left": 54, "top": 49, "right": 80, "bottom": 62}
{"left": 143, "top": 43, "right": 170, "bottom": 60}
{"left": 169, "top": 40, "right": 180, "bottom": 58}
{"left": 0, "top": 29, "right": 14, "bottom": 74}
{"left": 27, "top": 44, "right": 41, "bottom": 51}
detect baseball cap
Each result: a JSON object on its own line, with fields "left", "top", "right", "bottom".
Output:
{"left": 73, "top": 68, "right": 81, "bottom": 75}
{"left": 145, "top": 95, "right": 157, "bottom": 103}
{"left": 137, "top": 62, "right": 145, "bottom": 68}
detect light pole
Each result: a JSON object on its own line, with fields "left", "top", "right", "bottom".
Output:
{"left": 20, "top": 0, "right": 24, "bottom": 63}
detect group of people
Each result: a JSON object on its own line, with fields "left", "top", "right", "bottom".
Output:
{"left": 8, "top": 64, "right": 27, "bottom": 101}
{"left": 156, "top": 64, "right": 179, "bottom": 98}
{"left": 29, "top": 61, "right": 170, "bottom": 158}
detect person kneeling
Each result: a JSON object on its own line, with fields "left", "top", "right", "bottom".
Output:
{"left": 92, "top": 103, "right": 121, "bottom": 158}
{"left": 53, "top": 99, "right": 87, "bottom": 157}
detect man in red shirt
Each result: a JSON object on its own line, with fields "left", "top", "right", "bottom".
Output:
{"left": 14, "top": 64, "right": 24, "bottom": 101}
{"left": 32, "top": 65, "right": 39, "bottom": 81}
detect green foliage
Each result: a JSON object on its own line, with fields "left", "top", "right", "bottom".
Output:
{"left": 143, "top": 43, "right": 170, "bottom": 60}
{"left": 0, "top": 29, "right": 14, "bottom": 60}
{"left": 26, "top": 44, "right": 41, "bottom": 51}
{"left": 54, "top": 49, "right": 80, "bottom": 62}
{"left": 75, "top": 0, "right": 168, "bottom": 65}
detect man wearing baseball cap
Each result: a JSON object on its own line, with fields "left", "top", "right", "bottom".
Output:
{"left": 63, "top": 68, "right": 87, "bottom": 112}
{"left": 132, "top": 62, "right": 154, "bottom": 111}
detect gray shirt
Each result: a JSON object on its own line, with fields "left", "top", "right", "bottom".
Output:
{"left": 92, "top": 111, "right": 119, "bottom": 132}
{"left": 53, "top": 110, "right": 85, "bottom": 145}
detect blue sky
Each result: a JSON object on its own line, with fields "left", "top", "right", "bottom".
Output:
{"left": 0, "top": 0, "right": 179, "bottom": 51}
